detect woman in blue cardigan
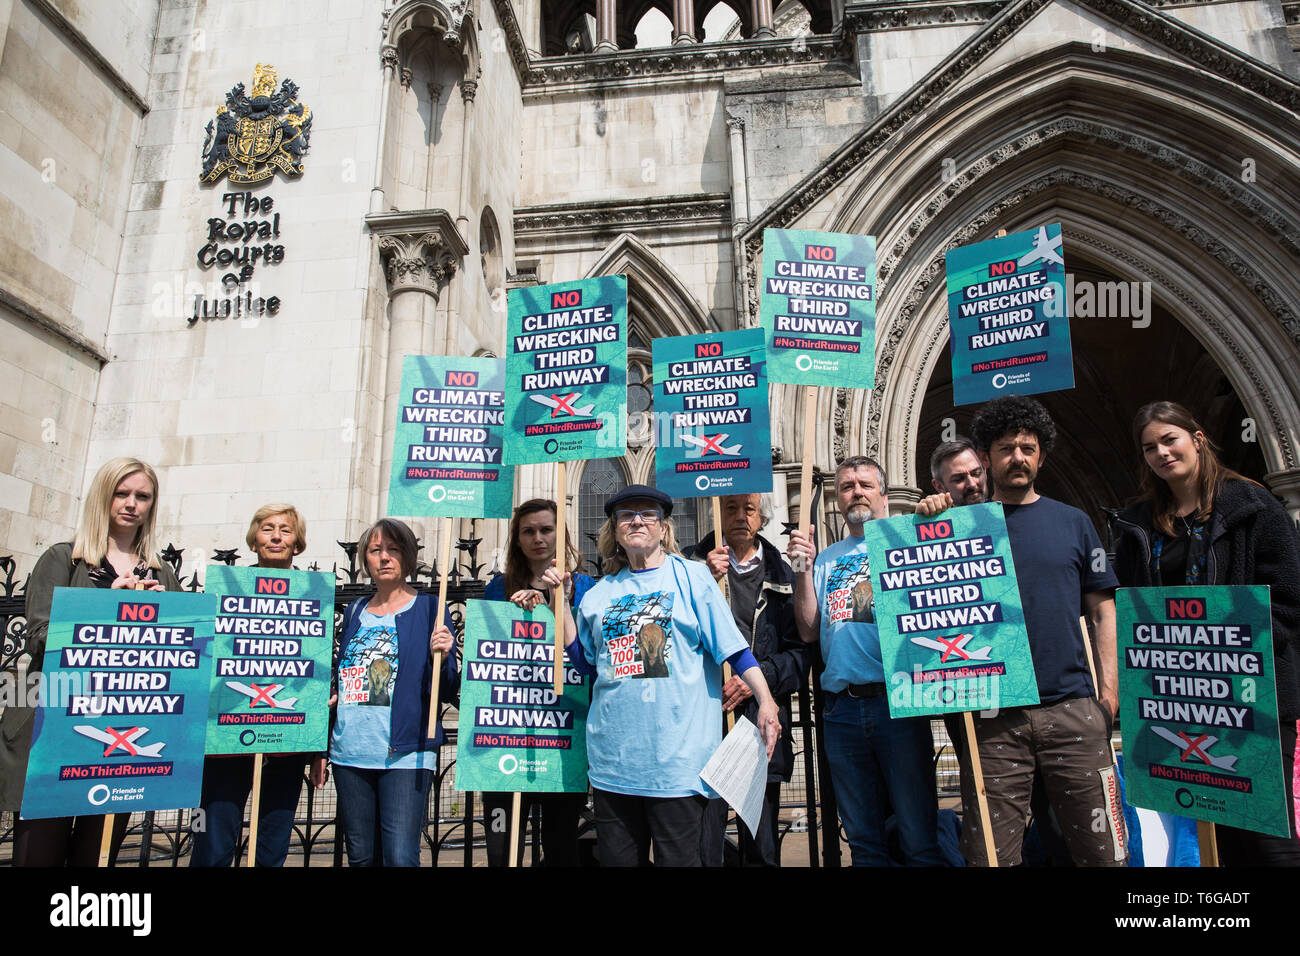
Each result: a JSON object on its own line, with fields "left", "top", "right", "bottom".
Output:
{"left": 329, "top": 518, "right": 458, "bottom": 866}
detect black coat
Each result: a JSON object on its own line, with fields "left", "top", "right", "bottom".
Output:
{"left": 689, "top": 531, "right": 810, "bottom": 781}
{"left": 1112, "top": 479, "right": 1300, "bottom": 721}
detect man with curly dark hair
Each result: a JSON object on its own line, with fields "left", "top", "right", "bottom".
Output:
{"left": 920, "top": 394, "right": 1127, "bottom": 866}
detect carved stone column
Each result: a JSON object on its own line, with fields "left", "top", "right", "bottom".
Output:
{"left": 752, "top": 0, "right": 774, "bottom": 38}
{"left": 457, "top": 79, "right": 478, "bottom": 240}
{"left": 370, "top": 45, "right": 399, "bottom": 214}
{"left": 726, "top": 116, "right": 750, "bottom": 226}
{"left": 423, "top": 82, "right": 444, "bottom": 203}
{"left": 594, "top": 0, "right": 618, "bottom": 51}
{"left": 672, "top": 0, "right": 696, "bottom": 44}
{"left": 366, "top": 211, "right": 469, "bottom": 513}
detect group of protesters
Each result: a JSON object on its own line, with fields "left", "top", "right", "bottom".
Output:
{"left": 3, "top": 393, "right": 1298, "bottom": 867}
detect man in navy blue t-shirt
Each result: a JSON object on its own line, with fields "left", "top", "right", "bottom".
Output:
{"left": 921, "top": 396, "right": 1127, "bottom": 866}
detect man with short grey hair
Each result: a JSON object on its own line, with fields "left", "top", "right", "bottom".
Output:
{"left": 789, "top": 456, "right": 942, "bottom": 866}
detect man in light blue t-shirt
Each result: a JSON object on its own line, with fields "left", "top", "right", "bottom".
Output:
{"left": 790, "top": 456, "right": 942, "bottom": 866}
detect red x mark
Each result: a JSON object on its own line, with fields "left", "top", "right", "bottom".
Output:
{"left": 248, "top": 683, "right": 278, "bottom": 707}
{"left": 699, "top": 434, "right": 727, "bottom": 456}
{"left": 936, "top": 634, "right": 971, "bottom": 662}
{"left": 1176, "top": 732, "right": 1211, "bottom": 763}
{"left": 102, "top": 726, "right": 142, "bottom": 757}
{"left": 550, "top": 393, "right": 579, "bottom": 417}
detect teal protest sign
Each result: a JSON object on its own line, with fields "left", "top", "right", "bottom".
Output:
{"left": 1117, "top": 586, "right": 1290, "bottom": 838}
{"left": 651, "top": 328, "right": 773, "bottom": 498}
{"left": 21, "top": 588, "right": 216, "bottom": 819}
{"left": 504, "top": 276, "right": 627, "bottom": 465}
{"left": 388, "top": 355, "right": 513, "bottom": 518}
{"left": 758, "top": 228, "right": 876, "bottom": 388}
{"left": 863, "top": 503, "right": 1039, "bottom": 718}
{"left": 454, "top": 601, "right": 589, "bottom": 793}
{"left": 945, "top": 223, "right": 1074, "bottom": 406}
{"left": 204, "top": 565, "right": 334, "bottom": 755}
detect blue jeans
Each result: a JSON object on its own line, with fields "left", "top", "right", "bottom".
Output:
{"left": 332, "top": 765, "right": 434, "bottom": 867}
{"left": 190, "top": 755, "right": 307, "bottom": 867}
{"left": 822, "top": 690, "right": 942, "bottom": 866}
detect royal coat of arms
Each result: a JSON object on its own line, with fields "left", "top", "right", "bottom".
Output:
{"left": 200, "top": 64, "right": 312, "bottom": 185}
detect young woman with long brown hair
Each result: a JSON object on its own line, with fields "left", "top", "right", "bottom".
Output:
{"left": 1113, "top": 401, "right": 1300, "bottom": 865}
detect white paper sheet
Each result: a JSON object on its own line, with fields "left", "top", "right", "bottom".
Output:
{"left": 700, "top": 715, "right": 768, "bottom": 836}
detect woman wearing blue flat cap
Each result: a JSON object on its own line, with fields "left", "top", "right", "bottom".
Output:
{"left": 546, "top": 484, "right": 781, "bottom": 866}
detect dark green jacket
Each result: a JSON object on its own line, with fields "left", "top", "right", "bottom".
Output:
{"left": 0, "top": 543, "right": 181, "bottom": 810}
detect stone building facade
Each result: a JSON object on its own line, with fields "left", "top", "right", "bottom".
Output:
{"left": 2, "top": 0, "right": 1299, "bottom": 578}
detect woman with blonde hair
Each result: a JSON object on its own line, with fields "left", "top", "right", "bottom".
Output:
{"left": 1113, "top": 401, "right": 1300, "bottom": 865}
{"left": 191, "top": 503, "right": 315, "bottom": 867}
{"left": 1, "top": 457, "right": 181, "bottom": 866}
{"left": 549, "top": 484, "right": 780, "bottom": 865}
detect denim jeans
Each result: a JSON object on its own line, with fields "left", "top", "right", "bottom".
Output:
{"left": 190, "top": 755, "right": 307, "bottom": 867}
{"left": 332, "top": 765, "right": 434, "bottom": 867}
{"left": 821, "top": 690, "right": 942, "bottom": 866}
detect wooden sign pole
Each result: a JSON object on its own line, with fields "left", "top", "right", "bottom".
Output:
{"left": 961, "top": 711, "right": 999, "bottom": 867}
{"left": 101, "top": 578, "right": 153, "bottom": 867}
{"left": 712, "top": 498, "right": 735, "bottom": 735}
{"left": 508, "top": 791, "right": 523, "bottom": 868}
{"left": 1197, "top": 820, "right": 1220, "bottom": 867}
{"left": 245, "top": 753, "right": 264, "bottom": 867}
{"left": 98, "top": 816, "right": 115, "bottom": 867}
{"left": 426, "top": 515, "right": 455, "bottom": 740}
{"left": 552, "top": 461, "right": 568, "bottom": 699}
{"left": 798, "top": 386, "right": 818, "bottom": 539}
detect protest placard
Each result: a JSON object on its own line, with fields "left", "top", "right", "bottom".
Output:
{"left": 204, "top": 565, "right": 333, "bottom": 754}
{"left": 388, "top": 355, "right": 513, "bottom": 519}
{"left": 945, "top": 223, "right": 1074, "bottom": 406}
{"left": 21, "top": 588, "right": 215, "bottom": 820}
{"left": 1117, "top": 585, "right": 1290, "bottom": 838}
{"left": 652, "top": 328, "right": 773, "bottom": 499}
{"left": 454, "top": 600, "right": 589, "bottom": 793}
{"left": 759, "top": 227, "right": 876, "bottom": 389}
{"left": 864, "top": 503, "right": 1039, "bottom": 718}
{"left": 504, "top": 276, "right": 627, "bottom": 466}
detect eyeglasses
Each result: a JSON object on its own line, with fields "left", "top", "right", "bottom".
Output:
{"left": 614, "top": 509, "right": 663, "bottom": 525}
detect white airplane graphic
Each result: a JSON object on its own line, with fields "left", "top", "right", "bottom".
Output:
{"left": 74, "top": 725, "right": 166, "bottom": 758}
{"left": 529, "top": 392, "right": 595, "bottom": 417}
{"left": 681, "top": 433, "right": 743, "bottom": 456}
{"left": 227, "top": 681, "right": 298, "bottom": 710}
{"left": 910, "top": 633, "right": 992, "bottom": 662}
{"left": 1017, "top": 226, "right": 1064, "bottom": 267}
{"left": 1151, "top": 726, "right": 1238, "bottom": 771}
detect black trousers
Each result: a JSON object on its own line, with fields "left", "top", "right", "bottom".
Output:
{"left": 481, "top": 790, "right": 586, "bottom": 867}
{"left": 593, "top": 788, "right": 707, "bottom": 866}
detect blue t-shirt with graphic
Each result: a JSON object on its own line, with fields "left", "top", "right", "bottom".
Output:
{"left": 330, "top": 604, "right": 437, "bottom": 771}
{"left": 814, "top": 534, "right": 883, "bottom": 691}
{"left": 575, "top": 554, "right": 746, "bottom": 798}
